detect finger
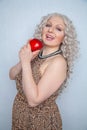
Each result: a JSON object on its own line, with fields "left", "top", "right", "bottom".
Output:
{"left": 33, "top": 50, "right": 40, "bottom": 55}
{"left": 26, "top": 39, "right": 32, "bottom": 44}
{"left": 21, "top": 45, "right": 26, "bottom": 50}
{"left": 28, "top": 38, "right": 33, "bottom": 42}
{"left": 22, "top": 45, "right": 28, "bottom": 51}
{"left": 27, "top": 43, "right": 31, "bottom": 50}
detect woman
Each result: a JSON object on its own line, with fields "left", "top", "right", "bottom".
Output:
{"left": 9, "top": 13, "right": 79, "bottom": 130}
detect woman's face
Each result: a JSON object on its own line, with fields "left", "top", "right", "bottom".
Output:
{"left": 42, "top": 16, "right": 65, "bottom": 48}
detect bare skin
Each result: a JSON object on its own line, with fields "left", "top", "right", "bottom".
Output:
{"left": 9, "top": 16, "right": 67, "bottom": 107}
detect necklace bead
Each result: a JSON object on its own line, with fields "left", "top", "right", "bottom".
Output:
{"left": 38, "top": 49, "right": 62, "bottom": 59}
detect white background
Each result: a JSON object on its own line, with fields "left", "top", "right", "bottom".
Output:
{"left": 0, "top": 0, "right": 87, "bottom": 130}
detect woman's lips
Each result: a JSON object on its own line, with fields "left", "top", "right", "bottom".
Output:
{"left": 46, "top": 34, "right": 55, "bottom": 41}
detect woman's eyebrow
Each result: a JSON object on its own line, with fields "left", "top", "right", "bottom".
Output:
{"left": 47, "top": 20, "right": 65, "bottom": 29}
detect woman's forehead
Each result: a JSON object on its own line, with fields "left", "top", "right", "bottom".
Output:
{"left": 47, "top": 16, "right": 65, "bottom": 28}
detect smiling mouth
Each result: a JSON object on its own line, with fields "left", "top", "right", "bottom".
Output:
{"left": 46, "top": 34, "right": 55, "bottom": 41}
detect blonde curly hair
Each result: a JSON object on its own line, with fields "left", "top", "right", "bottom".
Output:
{"left": 33, "top": 13, "right": 79, "bottom": 91}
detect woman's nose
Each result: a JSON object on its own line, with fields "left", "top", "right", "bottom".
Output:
{"left": 48, "top": 27, "right": 54, "bottom": 32}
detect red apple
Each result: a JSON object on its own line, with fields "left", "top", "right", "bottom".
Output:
{"left": 29, "top": 38, "right": 43, "bottom": 52}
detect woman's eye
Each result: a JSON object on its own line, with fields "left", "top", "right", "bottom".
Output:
{"left": 56, "top": 28, "right": 62, "bottom": 31}
{"left": 45, "top": 24, "right": 51, "bottom": 27}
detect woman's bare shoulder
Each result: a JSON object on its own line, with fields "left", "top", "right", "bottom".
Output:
{"left": 48, "top": 55, "right": 67, "bottom": 68}
{"left": 40, "top": 55, "right": 67, "bottom": 76}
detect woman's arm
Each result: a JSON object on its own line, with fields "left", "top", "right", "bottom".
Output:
{"left": 9, "top": 61, "right": 22, "bottom": 80}
{"left": 19, "top": 43, "right": 67, "bottom": 107}
{"left": 22, "top": 56, "right": 67, "bottom": 107}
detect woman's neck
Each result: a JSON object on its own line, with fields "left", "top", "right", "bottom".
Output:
{"left": 42, "top": 46, "right": 60, "bottom": 55}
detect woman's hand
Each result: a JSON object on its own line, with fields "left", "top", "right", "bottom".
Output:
{"left": 19, "top": 42, "right": 40, "bottom": 64}
{"left": 19, "top": 43, "right": 32, "bottom": 63}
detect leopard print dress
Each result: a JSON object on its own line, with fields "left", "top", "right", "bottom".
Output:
{"left": 12, "top": 56, "right": 62, "bottom": 130}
